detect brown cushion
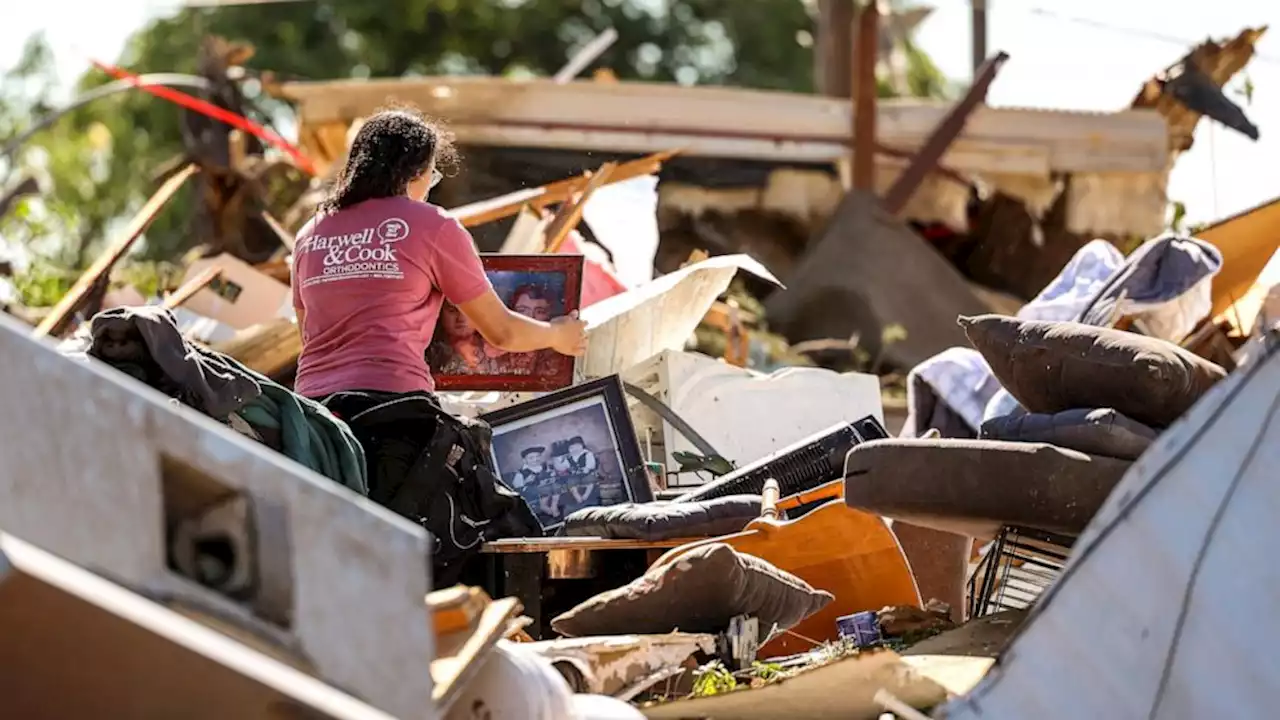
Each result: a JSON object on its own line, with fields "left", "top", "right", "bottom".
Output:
{"left": 559, "top": 495, "right": 761, "bottom": 541}
{"left": 550, "top": 543, "right": 832, "bottom": 643}
{"left": 981, "top": 408, "right": 1158, "bottom": 461}
{"left": 959, "top": 314, "right": 1226, "bottom": 428}
{"left": 844, "top": 438, "right": 1133, "bottom": 538}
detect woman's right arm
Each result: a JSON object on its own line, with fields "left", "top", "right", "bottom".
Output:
{"left": 433, "top": 213, "right": 586, "bottom": 357}
{"left": 456, "top": 288, "right": 587, "bottom": 357}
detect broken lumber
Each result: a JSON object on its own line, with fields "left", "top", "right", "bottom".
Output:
{"left": 34, "top": 164, "right": 199, "bottom": 338}
{"left": 450, "top": 150, "right": 676, "bottom": 228}
{"left": 882, "top": 51, "right": 1009, "bottom": 215}
{"left": 162, "top": 266, "right": 223, "bottom": 311}
{"left": 211, "top": 318, "right": 302, "bottom": 377}
{"left": 543, "top": 161, "right": 617, "bottom": 252}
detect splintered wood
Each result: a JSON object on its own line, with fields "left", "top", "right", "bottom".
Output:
{"left": 33, "top": 164, "right": 199, "bottom": 339}
{"left": 450, "top": 150, "right": 676, "bottom": 228}
{"left": 162, "top": 267, "right": 223, "bottom": 311}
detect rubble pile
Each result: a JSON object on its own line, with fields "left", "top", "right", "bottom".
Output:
{"left": 1, "top": 23, "right": 1278, "bottom": 720}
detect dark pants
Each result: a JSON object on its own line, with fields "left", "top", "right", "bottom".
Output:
{"left": 316, "top": 390, "right": 439, "bottom": 516}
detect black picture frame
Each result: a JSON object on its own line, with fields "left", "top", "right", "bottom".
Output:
{"left": 479, "top": 375, "right": 652, "bottom": 532}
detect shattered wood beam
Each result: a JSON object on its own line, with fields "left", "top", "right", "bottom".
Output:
{"left": 33, "top": 164, "right": 199, "bottom": 339}
{"left": 261, "top": 210, "right": 295, "bottom": 251}
{"left": 1133, "top": 26, "right": 1267, "bottom": 153}
{"left": 882, "top": 51, "right": 1009, "bottom": 215}
{"left": 553, "top": 28, "right": 618, "bottom": 83}
{"left": 161, "top": 266, "right": 222, "bottom": 311}
{"left": 543, "top": 161, "right": 617, "bottom": 253}
{"left": 211, "top": 318, "right": 302, "bottom": 377}
{"left": 815, "top": 0, "right": 855, "bottom": 97}
{"left": 852, "top": 0, "right": 881, "bottom": 191}
{"left": 450, "top": 150, "right": 676, "bottom": 228}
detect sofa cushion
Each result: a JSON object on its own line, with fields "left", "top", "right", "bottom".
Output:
{"left": 981, "top": 408, "right": 1158, "bottom": 461}
{"left": 559, "top": 495, "right": 761, "bottom": 541}
{"left": 844, "top": 438, "right": 1132, "bottom": 539}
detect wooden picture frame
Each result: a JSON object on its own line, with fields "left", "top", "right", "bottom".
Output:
{"left": 429, "top": 254, "right": 585, "bottom": 392}
{"left": 480, "top": 375, "right": 652, "bottom": 532}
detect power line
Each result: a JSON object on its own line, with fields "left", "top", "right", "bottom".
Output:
{"left": 1022, "top": 6, "right": 1280, "bottom": 67}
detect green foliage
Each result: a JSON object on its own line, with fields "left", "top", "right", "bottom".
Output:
{"left": 1, "top": 33, "right": 194, "bottom": 271}
{"left": 1167, "top": 200, "right": 1188, "bottom": 234}
{"left": 10, "top": 258, "right": 76, "bottom": 308}
{"left": 691, "top": 661, "right": 737, "bottom": 697}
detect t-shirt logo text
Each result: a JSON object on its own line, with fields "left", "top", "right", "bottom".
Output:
{"left": 297, "top": 220, "right": 411, "bottom": 287}
{"left": 377, "top": 217, "right": 410, "bottom": 243}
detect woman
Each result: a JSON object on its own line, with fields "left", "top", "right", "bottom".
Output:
{"left": 290, "top": 107, "right": 586, "bottom": 530}
{"left": 291, "top": 107, "right": 587, "bottom": 402}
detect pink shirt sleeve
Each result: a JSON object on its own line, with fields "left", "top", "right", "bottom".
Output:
{"left": 430, "top": 216, "right": 491, "bottom": 305}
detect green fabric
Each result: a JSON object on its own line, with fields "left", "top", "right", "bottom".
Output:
{"left": 203, "top": 349, "right": 368, "bottom": 496}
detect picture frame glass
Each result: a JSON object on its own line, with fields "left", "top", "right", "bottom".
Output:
{"left": 488, "top": 393, "right": 636, "bottom": 530}
{"left": 428, "top": 255, "right": 583, "bottom": 391}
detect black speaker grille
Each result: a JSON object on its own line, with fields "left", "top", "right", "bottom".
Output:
{"left": 675, "top": 415, "right": 888, "bottom": 503}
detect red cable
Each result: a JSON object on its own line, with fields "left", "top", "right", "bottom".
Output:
{"left": 90, "top": 58, "right": 318, "bottom": 176}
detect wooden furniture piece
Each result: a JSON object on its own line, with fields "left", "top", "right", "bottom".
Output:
{"left": 472, "top": 537, "right": 695, "bottom": 640}
{"left": 649, "top": 481, "right": 921, "bottom": 657}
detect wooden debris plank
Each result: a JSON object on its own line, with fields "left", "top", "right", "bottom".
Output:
{"left": 542, "top": 161, "right": 617, "bottom": 253}
{"left": 162, "top": 266, "right": 222, "bottom": 311}
{"left": 481, "top": 537, "right": 693, "bottom": 553}
{"left": 33, "top": 163, "right": 198, "bottom": 338}
{"left": 281, "top": 76, "right": 1168, "bottom": 174}
{"left": 427, "top": 585, "right": 488, "bottom": 637}
{"left": 210, "top": 318, "right": 302, "bottom": 377}
{"left": 450, "top": 150, "right": 675, "bottom": 228}
{"left": 431, "top": 596, "right": 521, "bottom": 713}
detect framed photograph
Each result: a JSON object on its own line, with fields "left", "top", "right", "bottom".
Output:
{"left": 429, "top": 254, "right": 584, "bottom": 392}
{"left": 480, "top": 375, "right": 653, "bottom": 532}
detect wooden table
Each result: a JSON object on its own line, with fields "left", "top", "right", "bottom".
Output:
{"left": 470, "top": 537, "right": 697, "bottom": 639}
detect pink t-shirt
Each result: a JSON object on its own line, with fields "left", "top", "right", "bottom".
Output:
{"left": 291, "top": 197, "right": 491, "bottom": 398}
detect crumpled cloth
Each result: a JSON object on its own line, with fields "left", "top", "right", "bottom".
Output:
{"left": 903, "top": 233, "right": 1225, "bottom": 434}
{"left": 903, "top": 240, "right": 1123, "bottom": 436}
{"left": 63, "top": 305, "right": 366, "bottom": 495}
{"left": 66, "top": 304, "right": 260, "bottom": 418}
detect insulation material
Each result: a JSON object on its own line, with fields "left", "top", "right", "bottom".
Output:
{"left": 758, "top": 168, "right": 842, "bottom": 227}
{"left": 659, "top": 184, "right": 761, "bottom": 219}
{"left": 980, "top": 173, "right": 1060, "bottom": 221}
{"left": 1065, "top": 171, "right": 1169, "bottom": 239}
{"left": 875, "top": 165, "right": 969, "bottom": 231}
{"left": 522, "top": 633, "right": 716, "bottom": 698}
{"left": 660, "top": 166, "right": 967, "bottom": 233}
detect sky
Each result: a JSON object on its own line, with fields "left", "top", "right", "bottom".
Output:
{"left": 2, "top": 0, "right": 1279, "bottom": 227}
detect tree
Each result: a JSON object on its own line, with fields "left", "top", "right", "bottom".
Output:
{"left": 3, "top": 0, "right": 950, "bottom": 293}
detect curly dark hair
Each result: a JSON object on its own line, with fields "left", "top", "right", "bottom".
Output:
{"left": 318, "top": 104, "right": 457, "bottom": 214}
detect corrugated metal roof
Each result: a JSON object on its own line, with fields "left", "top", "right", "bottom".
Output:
{"left": 941, "top": 329, "right": 1280, "bottom": 719}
